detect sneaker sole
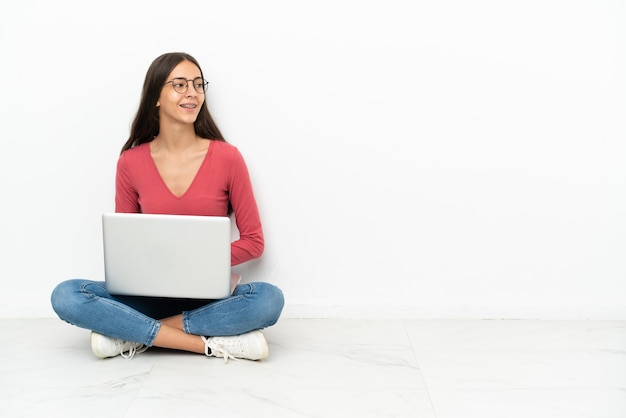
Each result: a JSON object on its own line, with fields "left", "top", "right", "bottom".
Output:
{"left": 249, "top": 330, "right": 269, "bottom": 360}
{"left": 90, "top": 332, "right": 113, "bottom": 359}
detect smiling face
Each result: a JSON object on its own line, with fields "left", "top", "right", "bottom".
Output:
{"left": 156, "top": 60, "right": 205, "bottom": 127}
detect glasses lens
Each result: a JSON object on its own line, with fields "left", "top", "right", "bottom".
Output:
{"left": 193, "top": 78, "right": 207, "bottom": 94}
{"left": 171, "top": 78, "right": 187, "bottom": 94}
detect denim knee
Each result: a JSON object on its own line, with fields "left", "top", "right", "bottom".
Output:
{"left": 256, "top": 282, "right": 285, "bottom": 326}
{"left": 50, "top": 279, "right": 97, "bottom": 323}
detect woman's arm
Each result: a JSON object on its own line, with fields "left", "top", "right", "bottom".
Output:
{"left": 228, "top": 148, "right": 264, "bottom": 265}
{"left": 115, "top": 152, "right": 141, "bottom": 213}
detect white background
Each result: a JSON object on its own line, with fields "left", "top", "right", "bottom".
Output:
{"left": 1, "top": 0, "right": 624, "bottom": 318}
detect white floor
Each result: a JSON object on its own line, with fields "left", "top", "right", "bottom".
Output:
{"left": 1, "top": 318, "right": 625, "bottom": 418}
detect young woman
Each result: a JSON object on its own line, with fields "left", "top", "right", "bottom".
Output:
{"left": 51, "top": 52, "right": 284, "bottom": 362}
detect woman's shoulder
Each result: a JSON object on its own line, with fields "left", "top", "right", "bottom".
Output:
{"left": 119, "top": 142, "right": 150, "bottom": 160}
{"left": 117, "top": 143, "right": 150, "bottom": 172}
{"left": 209, "top": 139, "right": 243, "bottom": 160}
{"left": 210, "top": 139, "right": 237, "bottom": 152}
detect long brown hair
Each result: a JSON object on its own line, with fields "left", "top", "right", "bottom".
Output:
{"left": 121, "top": 52, "right": 225, "bottom": 153}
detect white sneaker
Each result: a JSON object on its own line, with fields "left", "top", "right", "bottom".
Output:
{"left": 202, "top": 330, "right": 269, "bottom": 363}
{"left": 90, "top": 331, "right": 148, "bottom": 359}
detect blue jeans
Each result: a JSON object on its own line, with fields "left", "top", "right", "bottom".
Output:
{"left": 51, "top": 279, "right": 284, "bottom": 346}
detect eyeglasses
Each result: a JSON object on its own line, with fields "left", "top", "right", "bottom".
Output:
{"left": 164, "top": 77, "right": 209, "bottom": 94}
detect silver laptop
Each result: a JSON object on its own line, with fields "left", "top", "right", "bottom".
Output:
{"left": 102, "top": 213, "right": 233, "bottom": 299}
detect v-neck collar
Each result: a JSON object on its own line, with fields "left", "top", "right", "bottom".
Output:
{"left": 145, "top": 140, "right": 213, "bottom": 199}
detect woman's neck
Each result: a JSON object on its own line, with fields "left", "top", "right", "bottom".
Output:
{"left": 153, "top": 125, "right": 200, "bottom": 152}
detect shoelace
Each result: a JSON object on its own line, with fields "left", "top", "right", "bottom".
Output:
{"left": 201, "top": 336, "right": 240, "bottom": 364}
{"left": 119, "top": 342, "right": 148, "bottom": 359}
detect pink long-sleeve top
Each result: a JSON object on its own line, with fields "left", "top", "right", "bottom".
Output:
{"left": 115, "top": 140, "right": 264, "bottom": 266}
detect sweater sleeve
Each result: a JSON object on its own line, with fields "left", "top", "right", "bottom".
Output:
{"left": 228, "top": 148, "right": 264, "bottom": 265}
{"left": 115, "top": 152, "right": 140, "bottom": 213}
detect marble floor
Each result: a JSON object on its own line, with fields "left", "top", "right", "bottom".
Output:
{"left": 1, "top": 318, "right": 625, "bottom": 418}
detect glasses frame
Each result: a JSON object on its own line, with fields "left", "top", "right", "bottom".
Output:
{"left": 164, "top": 77, "right": 209, "bottom": 94}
